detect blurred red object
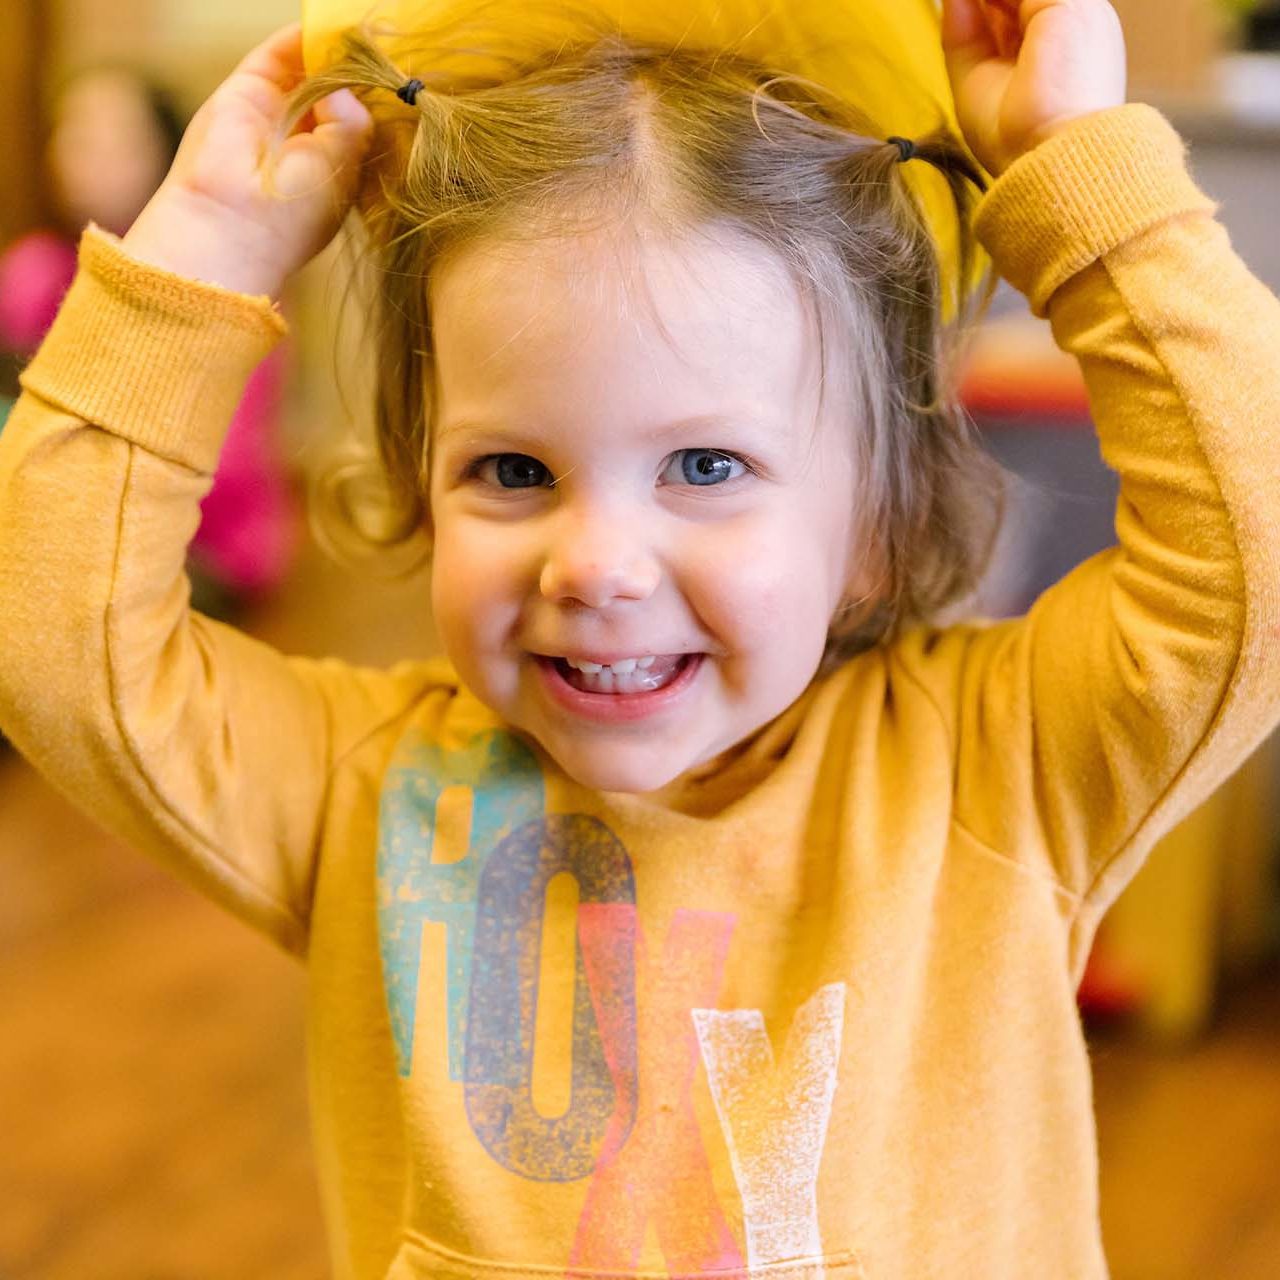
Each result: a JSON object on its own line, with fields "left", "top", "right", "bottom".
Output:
{"left": 1077, "top": 935, "right": 1148, "bottom": 1021}
{"left": 958, "top": 314, "right": 1093, "bottom": 423}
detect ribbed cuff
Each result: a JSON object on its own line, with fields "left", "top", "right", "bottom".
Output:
{"left": 972, "top": 102, "right": 1220, "bottom": 319}
{"left": 18, "top": 223, "right": 289, "bottom": 475}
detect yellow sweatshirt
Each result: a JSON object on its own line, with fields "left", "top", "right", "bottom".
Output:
{"left": 2, "top": 103, "right": 1279, "bottom": 1279}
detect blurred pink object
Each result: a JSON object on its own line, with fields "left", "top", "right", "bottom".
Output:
{"left": 186, "top": 343, "right": 301, "bottom": 599}
{"left": 0, "top": 229, "right": 300, "bottom": 599}
{"left": 0, "top": 230, "right": 77, "bottom": 352}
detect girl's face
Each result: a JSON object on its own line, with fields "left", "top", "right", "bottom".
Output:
{"left": 427, "top": 220, "right": 869, "bottom": 794}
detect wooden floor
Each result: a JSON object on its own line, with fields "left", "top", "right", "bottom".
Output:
{"left": 2, "top": 514, "right": 1280, "bottom": 1278}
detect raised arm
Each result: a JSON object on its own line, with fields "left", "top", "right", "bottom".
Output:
{"left": 0, "top": 225, "right": 444, "bottom": 955}
{"left": 0, "top": 26, "right": 436, "bottom": 957}
{"left": 890, "top": 0, "right": 1280, "bottom": 956}
{"left": 896, "top": 102, "right": 1280, "bottom": 945}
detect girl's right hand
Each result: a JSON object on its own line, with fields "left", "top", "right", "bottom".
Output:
{"left": 122, "top": 22, "right": 373, "bottom": 299}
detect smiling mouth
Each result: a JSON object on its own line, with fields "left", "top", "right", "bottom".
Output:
{"left": 550, "top": 654, "right": 694, "bottom": 694}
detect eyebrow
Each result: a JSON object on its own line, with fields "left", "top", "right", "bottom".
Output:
{"left": 434, "top": 412, "right": 779, "bottom": 446}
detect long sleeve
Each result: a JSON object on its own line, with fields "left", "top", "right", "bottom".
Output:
{"left": 0, "top": 224, "right": 439, "bottom": 958}
{"left": 896, "top": 103, "right": 1280, "bottom": 960}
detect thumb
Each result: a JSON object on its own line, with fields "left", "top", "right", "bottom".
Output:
{"left": 311, "top": 88, "right": 374, "bottom": 174}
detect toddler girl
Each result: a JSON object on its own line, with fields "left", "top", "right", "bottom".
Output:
{"left": 1, "top": 0, "right": 1279, "bottom": 1275}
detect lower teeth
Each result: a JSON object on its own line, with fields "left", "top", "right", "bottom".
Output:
{"left": 557, "top": 656, "right": 688, "bottom": 694}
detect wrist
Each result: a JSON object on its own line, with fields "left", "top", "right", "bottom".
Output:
{"left": 1020, "top": 107, "right": 1118, "bottom": 159}
{"left": 121, "top": 187, "right": 287, "bottom": 300}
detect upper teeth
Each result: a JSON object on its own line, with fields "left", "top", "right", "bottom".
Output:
{"left": 565, "top": 656, "right": 657, "bottom": 674}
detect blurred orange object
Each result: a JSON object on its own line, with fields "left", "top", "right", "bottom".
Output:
{"left": 1077, "top": 928, "right": 1148, "bottom": 1020}
{"left": 958, "top": 314, "right": 1092, "bottom": 421}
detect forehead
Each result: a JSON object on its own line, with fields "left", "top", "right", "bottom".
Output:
{"left": 427, "top": 219, "right": 829, "bottom": 433}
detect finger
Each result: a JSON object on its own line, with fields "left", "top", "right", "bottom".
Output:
{"left": 312, "top": 87, "right": 372, "bottom": 129}
{"left": 310, "top": 89, "right": 375, "bottom": 171}
{"left": 232, "top": 21, "right": 307, "bottom": 91}
{"left": 940, "top": 0, "right": 999, "bottom": 75}
{"left": 941, "top": 0, "right": 993, "bottom": 48}
{"left": 271, "top": 90, "right": 372, "bottom": 196}
{"left": 983, "top": 1, "right": 1023, "bottom": 59}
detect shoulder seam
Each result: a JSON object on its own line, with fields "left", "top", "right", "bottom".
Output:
{"left": 950, "top": 815, "right": 1084, "bottom": 908}
{"left": 893, "top": 635, "right": 1084, "bottom": 908}
{"left": 888, "top": 629, "right": 959, "bottom": 782}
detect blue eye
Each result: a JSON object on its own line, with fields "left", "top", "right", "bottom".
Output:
{"left": 664, "top": 449, "right": 748, "bottom": 486}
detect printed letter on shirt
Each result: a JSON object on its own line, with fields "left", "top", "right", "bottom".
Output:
{"left": 692, "top": 982, "right": 846, "bottom": 1267}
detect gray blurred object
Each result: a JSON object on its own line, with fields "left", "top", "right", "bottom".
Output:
{"left": 977, "top": 417, "right": 1119, "bottom": 619}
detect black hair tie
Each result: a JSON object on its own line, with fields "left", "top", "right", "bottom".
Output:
{"left": 887, "top": 135, "right": 916, "bottom": 163}
{"left": 397, "top": 77, "right": 425, "bottom": 106}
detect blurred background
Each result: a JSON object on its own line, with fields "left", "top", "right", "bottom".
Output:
{"left": 2, "top": 0, "right": 1280, "bottom": 1275}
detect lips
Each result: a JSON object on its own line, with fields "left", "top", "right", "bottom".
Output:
{"left": 534, "top": 653, "right": 704, "bottom": 722}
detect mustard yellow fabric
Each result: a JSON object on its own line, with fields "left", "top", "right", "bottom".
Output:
{"left": 302, "top": 0, "right": 985, "bottom": 324}
{"left": 2, "top": 103, "right": 1280, "bottom": 1279}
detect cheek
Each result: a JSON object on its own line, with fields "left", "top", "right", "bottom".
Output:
{"left": 429, "top": 519, "right": 529, "bottom": 645}
{"left": 688, "top": 518, "right": 835, "bottom": 655}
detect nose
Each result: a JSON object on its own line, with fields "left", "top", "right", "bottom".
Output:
{"left": 538, "top": 506, "right": 661, "bottom": 609}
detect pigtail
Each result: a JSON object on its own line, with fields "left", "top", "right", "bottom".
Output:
{"left": 811, "top": 125, "right": 1005, "bottom": 667}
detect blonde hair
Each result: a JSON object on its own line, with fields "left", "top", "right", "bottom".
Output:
{"left": 280, "top": 4, "right": 1007, "bottom": 672}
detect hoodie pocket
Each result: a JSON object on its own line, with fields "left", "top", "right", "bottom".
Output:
{"left": 386, "top": 1230, "right": 867, "bottom": 1279}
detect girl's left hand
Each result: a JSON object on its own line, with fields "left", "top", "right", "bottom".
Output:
{"left": 940, "top": 0, "right": 1128, "bottom": 180}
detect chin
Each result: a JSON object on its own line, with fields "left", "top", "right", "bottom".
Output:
{"left": 547, "top": 742, "right": 687, "bottom": 795}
